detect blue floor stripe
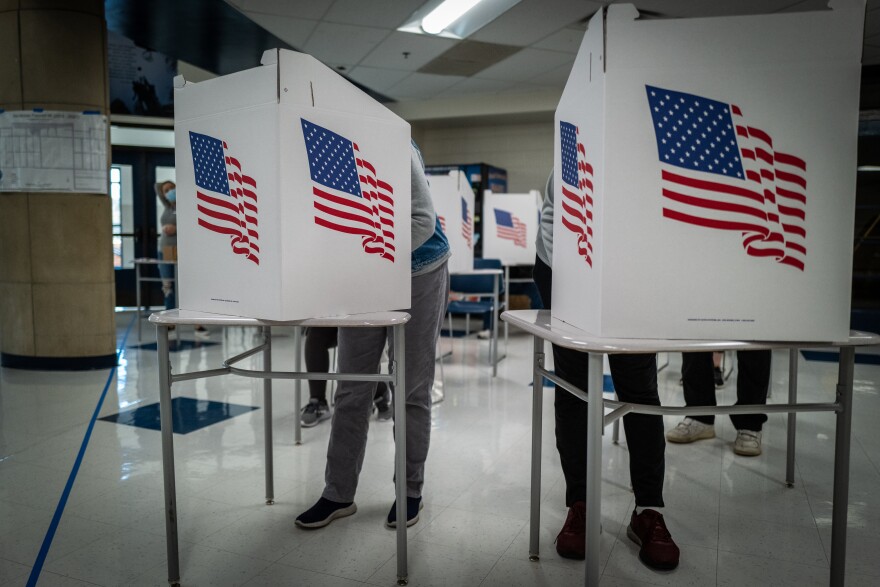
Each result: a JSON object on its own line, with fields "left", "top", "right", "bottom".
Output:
{"left": 800, "top": 350, "right": 880, "bottom": 365}
{"left": 27, "top": 315, "right": 135, "bottom": 587}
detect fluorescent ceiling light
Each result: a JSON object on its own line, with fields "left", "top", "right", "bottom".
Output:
{"left": 422, "top": 0, "right": 483, "bottom": 35}
{"left": 399, "top": 0, "right": 521, "bottom": 40}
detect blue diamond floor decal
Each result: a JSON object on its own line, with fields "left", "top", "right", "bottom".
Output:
{"left": 100, "top": 397, "right": 258, "bottom": 434}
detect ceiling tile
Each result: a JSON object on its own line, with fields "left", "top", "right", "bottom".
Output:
{"left": 244, "top": 12, "right": 318, "bottom": 49}
{"left": 529, "top": 62, "right": 576, "bottom": 86}
{"left": 470, "top": 0, "right": 603, "bottom": 47}
{"left": 386, "top": 72, "right": 467, "bottom": 100}
{"left": 532, "top": 26, "right": 587, "bottom": 54}
{"left": 438, "top": 77, "right": 515, "bottom": 97}
{"left": 346, "top": 66, "right": 412, "bottom": 93}
{"left": 360, "top": 31, "right": 458, "bottom": 72}
{"left": 322, "top": 0, "right": 426, "bottom": 29}
{"left": 474, "top": 48, "right": 575, "bottom": 83}
{"left": 303, "top": 22, "right": 392, "bottom": 67}
{"left": 239, "top": 0, "right": 335, "bottom": 21}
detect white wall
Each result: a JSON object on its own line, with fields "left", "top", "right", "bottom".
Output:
{"left": 414, "top": 121, "right": 553, "bottom": 194}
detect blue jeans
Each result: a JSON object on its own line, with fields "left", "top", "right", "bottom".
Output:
{"left": 156, "top": 250, "right": 175, "bottom": 310}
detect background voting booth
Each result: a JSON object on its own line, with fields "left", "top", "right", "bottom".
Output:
{"left": 164, "top": 49, "right": 417, "bottom": 585}
{"left": 173, "top": 48, "right": 411, "bottom": 321}
{"left": 552, "top": 0, "right": 863, "bottom": 342}
{"left": 481, "top": 190, "right": 540, "bottom": 266}
{"left": 534, "top": 2, "right": 869, "bottom": 586}
{"left": 428, "top": 169, "right": 474, "bottom": 274}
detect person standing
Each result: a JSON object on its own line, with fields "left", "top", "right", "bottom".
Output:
{"left": 295, "top": 141, "right": 450, "bottom": 529}
{"left": 155, "top": 180, "right": 208, "bottom": 338}
{"left": 532, "top": 172, "right": 679, "bottom": 570}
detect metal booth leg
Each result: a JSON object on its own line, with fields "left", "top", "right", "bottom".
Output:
{"left": 584, "top": 353, "right": 604, "bottom": 587}
{"left": 529, "top": 335, "right": 545, "bottom": 561}
{"left": 157, "top": 325, "right": 181, "bottom": 586}
{"left": 786, "top": 348, "right": 799, "bottom": 487}
{"left": 136, "top": 262, "right": 143, "bottom": 341}
{"left": 293, "top": 326, "right": 303, "bottom": 445}
{"left": 830, "top": 346, "right": 855, "bottom": 587}
{"left": 392, "top": 323, "right": 408, "bottom": 585}
{"left": 263, "top": 326, "right": 274, "bottom": 504}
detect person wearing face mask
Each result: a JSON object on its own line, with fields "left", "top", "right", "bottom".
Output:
{"left": 155, "top": 180, "right": 209, "bottom": 338}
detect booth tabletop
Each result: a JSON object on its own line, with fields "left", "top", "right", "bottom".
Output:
{"left": 149, "top": 309, "right": 411, "bottom": 328}
{"left": 501, "top": 310, "right": 880, "bottom": 354}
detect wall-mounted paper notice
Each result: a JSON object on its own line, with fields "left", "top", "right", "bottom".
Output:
{"left": 0, "top": 110, "right": 108, "bottom": 194}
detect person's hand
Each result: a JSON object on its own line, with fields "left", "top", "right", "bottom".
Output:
{"left": 162, "top": 224, "right": 176, "bottom": 236}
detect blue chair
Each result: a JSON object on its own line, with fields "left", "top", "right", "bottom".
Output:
{"left": 446, "top": 258, "right": 505, "bottom": 375}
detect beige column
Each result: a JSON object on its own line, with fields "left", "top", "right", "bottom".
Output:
{"left": 0, "top": 0, "right": 115, "bottom": 369}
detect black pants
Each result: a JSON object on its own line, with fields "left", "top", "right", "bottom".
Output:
{"left": 681, "top": 350, "right": 770, "bottom": 431}
{"left": 533, "top": 257, "right": 665, "bottom": 507}
{"left": 304, "top": 327, "right": 387, "bottom": 405}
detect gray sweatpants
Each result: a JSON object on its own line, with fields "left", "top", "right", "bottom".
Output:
{"left": 322, "top": 262, "right": 450, "bottom": 502}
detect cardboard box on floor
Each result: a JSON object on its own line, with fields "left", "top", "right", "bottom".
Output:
{"left": 553, "top": 1, "right": 864, "bottom": 341}
{"left": 428, "top": 170, "right": 475, "bottom": 274}
{"left": 173, "top": 49, "right": 411, "bottom": 320}
{"left": 482, "top": 190, "right": 541, "bottom": 266}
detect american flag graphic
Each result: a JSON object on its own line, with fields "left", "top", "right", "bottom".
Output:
{"left": 646, "top": 85, "right": 807, "bottom": 271}
{"left": 301, "top": 119, "right": 395, "bottom": 262}
{"left": 559, "top": 121, "right": 594, "bottom": 267}
{"left": 461, "top": 197, "right": 473, "bottom": 249}
{"left": 189, "top": 132, "right": 260, "bottom": 265}
{"left": 494, "top": 208, "right": 527, "bottom": 248}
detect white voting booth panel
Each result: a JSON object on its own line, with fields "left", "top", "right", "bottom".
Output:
{"left": 553, "top": 1, "right": 863, "bottom": 342}
{"left": 173, "top": 49, "right": 411, "bottom": 320}
{"left": 428, "top": 170, "right": 475, "bottom": 274}
{"left": 482, "top": 190, "right": 540, "bottom": 265}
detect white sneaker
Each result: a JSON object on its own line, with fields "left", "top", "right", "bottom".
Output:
{"left": 665, "top": 417, "right": 715, "bottom": 443}
{"left": 194, "top": 326, "right": 210, "bottom": 340}
{"left": 734, "top": 430, "right": 762, "bottom": 456}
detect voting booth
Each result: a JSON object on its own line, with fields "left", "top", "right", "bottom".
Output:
{"left": 482, "top": 190, "right": 541, "bottom": 266}
{"left": 173, "top": 49, "right": 411, "bottom": 320}
{"left": 552, "top": 1, "right": 864, "bottom": 341}
{"left": 428, "top": 170, "right": 475, "bottom": 274}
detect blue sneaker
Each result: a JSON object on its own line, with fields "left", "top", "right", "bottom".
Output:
{"left": 295, "top": 497, "right": 356, "bottom": 529}
{"left": 385, "top": 496, "right": 423, "bottom": 529}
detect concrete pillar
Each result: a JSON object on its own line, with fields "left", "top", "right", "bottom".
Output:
{"left": 0, "top": 0, "right": 116, "bottom": 369}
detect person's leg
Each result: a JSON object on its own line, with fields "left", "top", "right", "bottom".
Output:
{"left": 730, "top": 349, "right": 771, "bottom": 456}
{"left": 304, "top": 327, "right": 338, "bottom": 403}
{"left": 301, "top": 327, "right": 338, "bottom": 427}
{"left": 533, "top": 257, "right": 592, "bottom": 560}
{"left": 398, "top": 263, "right": 449, "bottom": 498}
{"left": 383, "top": 263, "right": 449, "bottom": 528}
{"left": 533, "top": 257, "right": 589, "bottom": 507}
{"left": 666, "top": 352, "right": 718, "bottom": 443}
{"left": 609, "top": 354, "right": 680, "bottom": 570}
{"left": 321, "top": 326, "right": 387, "bottom": 503}
{"left": 729, "top": 350, "right": 771, "bottom": 431}
{"left": 681, "top": 352, "right": 716, "bottom": 425}
{"left": 156, "top": 251, "right": 175, "bottom": 311}
{"left": 608, "top": 354, "right": 665, "bottom": 508}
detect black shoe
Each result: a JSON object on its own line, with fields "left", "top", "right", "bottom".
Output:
{"left": 295, "top": 497, "right": 356, "bottom": 529}
{"left": 301, "top": 398, "right": 331, "bottom": 427}
{"left": 714, "top": 367, "right": 724, "bottom": 388}
{"left": 375, "top": 401, "right": 392, "bottom": 421}
{"left": 385, "top": 496, "right": 423, "bottom": 529}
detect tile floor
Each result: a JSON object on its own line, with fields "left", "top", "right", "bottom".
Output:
{"left": 1, "top": 312, "right": 879, "bottom": 586}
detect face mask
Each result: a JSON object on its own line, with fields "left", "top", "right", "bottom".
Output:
{"left": 166, "top": 189, "right": 176, "bottom": 203}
